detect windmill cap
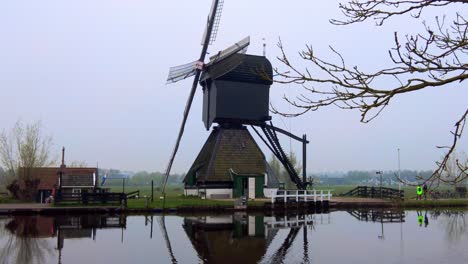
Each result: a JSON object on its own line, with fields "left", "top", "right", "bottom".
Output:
{"left": 200, "top": 54, "right": 273, "bottom": 85}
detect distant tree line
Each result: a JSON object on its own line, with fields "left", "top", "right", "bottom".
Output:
{"left": 316, "top": 170, "right": 434, "bottom": 186}
{"left": 98, "top": 169, "right": 184, "bottom": 188}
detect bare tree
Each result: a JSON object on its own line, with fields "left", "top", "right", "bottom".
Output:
{"left": 274, "top": 0, "right": 467, "bottom": 186}
{"left": 68, "top": 160, "right": 88, "bottom": 168}
{"left": 0, "top": 121, "right": 55, "bottom": 198}
{"left": 437, "top": 151, "right": 468, "bottom": 185}
{"left": 269, "top": 152, "right": 302, "bottom": 189}
{"left": 268, "top": 153, "right": 282, "bottom": 178}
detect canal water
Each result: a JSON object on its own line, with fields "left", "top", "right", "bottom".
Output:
{"left": 0, "top": 210, "right": 466, "bottom": 264}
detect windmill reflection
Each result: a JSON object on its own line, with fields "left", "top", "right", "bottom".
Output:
{"left": 183, "top": 212, "right": 329, "bottom": 264}
{"left": 183, "top": 214, "right": 270, "bottom": 264}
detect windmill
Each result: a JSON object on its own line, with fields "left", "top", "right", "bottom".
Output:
{"left": 162, "top": 0, "right": 310, "bottom": 199}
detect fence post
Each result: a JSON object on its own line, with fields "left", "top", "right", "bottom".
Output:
{"left": 314, "top": 190, "right": 316, "bottom": 203}
{"left": 151, "top": 180, "right": 154, "bottom": 202}
{"left": 321, "top": 190, "right": 323, "bottom": 202}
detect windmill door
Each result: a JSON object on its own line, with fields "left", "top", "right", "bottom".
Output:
{"left": 248, "top": 178, "right": 256, "bottom": 199}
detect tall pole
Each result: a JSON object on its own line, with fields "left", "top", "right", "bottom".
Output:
{"left": 380, "top": 172, "right": 383, "bottom": 199}
{"left": 151, "top": 180, "right": 154, "bottom": 202}
{"left": 398, "top": 148, "right": 401, "bottom": 191}
{"left": 302, "top": 134, "right": 307, "bottom": 189}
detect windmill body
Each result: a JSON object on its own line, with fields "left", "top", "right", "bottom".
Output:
{"left": 201, "top": 54, "right": 273, "bottom": 130}
{"left": 183, "top": 54, "right": 283, "bottom": 199}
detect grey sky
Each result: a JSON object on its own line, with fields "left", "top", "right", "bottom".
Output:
{"left": 0, "top": 0, "right": 466, "bottom": 173}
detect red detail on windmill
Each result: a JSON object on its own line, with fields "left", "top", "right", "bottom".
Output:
{"left": 195, "top": 61, "right": 205, "bottom": 70}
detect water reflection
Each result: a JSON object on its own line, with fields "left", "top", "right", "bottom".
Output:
{"left": 430, "top": 210, "right": 467, "bottom": 243}
{"left": 184, "top": 214, "right": 269, "bottom": 263}
{"left": 0, "top": 215, "right": 126, "bottom": 264}
{"left": 0, "top": 210, "right": 466, "bottom": 264}
{"left": 0, "top": 216, "right": 55, "bottom": 264}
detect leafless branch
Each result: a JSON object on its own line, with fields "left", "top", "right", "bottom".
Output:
{"left": 274, "top": 1, "right": 468, "bottom": 186}
{"left": 330, "top": 0, "right": 467, "bottom": 26}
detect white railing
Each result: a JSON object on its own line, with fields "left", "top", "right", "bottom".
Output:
{"left": 265, "top": 215, "right": 314, "bottom": 229}
{"left": 270, "top": 189, "right": 332, "bottom": 204}
{"left": 265, "top": 213, "right": 331, "bottom": 229}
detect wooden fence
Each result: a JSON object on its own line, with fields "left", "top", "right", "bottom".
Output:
{"left": 348, "top": 209, "right": 405, "bottom": 223}
{"left": 344, "top": 186, "right": 404, "bottom": 199}
{"left": 55, "top": 192, "right": 127, "bottom": 206}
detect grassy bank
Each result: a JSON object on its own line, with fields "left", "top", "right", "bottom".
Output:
{"left": 315, "top": 184, "right": 455, "bottom": 200}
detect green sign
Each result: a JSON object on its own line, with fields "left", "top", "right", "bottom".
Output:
{"left": 418, "top": 215, "right": 424, "bottom": 225}
{"left": 417, "top": 186, "right": 423, "bottom": 195}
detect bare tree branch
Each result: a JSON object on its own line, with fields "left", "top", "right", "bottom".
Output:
{"left": 0, "top": 120, "right": 55, "bottom": 182}
{"left": 274, "top": 0, "right": 468, "bottom": 186}
{"left": 330, "top": 0, "right": 467, "bottom": 26}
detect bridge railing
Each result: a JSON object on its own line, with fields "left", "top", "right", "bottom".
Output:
{"left": 271, "top": 189, "right": 332, "bottom": 204}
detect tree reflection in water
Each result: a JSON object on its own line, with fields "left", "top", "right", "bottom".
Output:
{"left": 431, "top": 210, "right": 467, "bottom": 243}
{"left": 0, "top": 216, "right": 55, "bottom": 264}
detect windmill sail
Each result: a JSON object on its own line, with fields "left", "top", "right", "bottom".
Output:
{"left": 201, "top": 0, "right": 225, "bottom": 45}
{"left": 204, "top": 36, "right": 250, "bottom": 80}
{"left": 161, "top": 0, "right": 223, "bottom": 195}
{"left": 166, "top": 60, "right": 198, "bottom": 84}
{"left": 207, "top": 36, "right": 250, "bottom": 65}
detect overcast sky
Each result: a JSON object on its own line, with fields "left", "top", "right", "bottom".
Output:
{"left": 0, "top": 0, "right": 466, "bottom": 173}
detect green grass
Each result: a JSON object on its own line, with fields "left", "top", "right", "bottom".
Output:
{"left": 0, "top": 197, "right": 16, "bottom": 204}
{"left": 106, "top": 185, "right": 182, "bottom": 197}
{"left": 126, "top": 196, "right": 236, "bottom": 209}
{"left": 46, "top": 184, "right": 467, "bottom": 209}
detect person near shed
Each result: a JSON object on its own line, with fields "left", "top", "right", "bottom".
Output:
{"left": 47, "top": 184, "right": 56, "bottom": 204}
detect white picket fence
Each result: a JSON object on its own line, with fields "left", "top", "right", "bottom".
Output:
{"left": 271, "top": 189, "right": 332, "bottom": 204}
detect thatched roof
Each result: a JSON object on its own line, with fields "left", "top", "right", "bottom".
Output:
{"left": 184, "top": 126, "right": 266, "bottom": 183}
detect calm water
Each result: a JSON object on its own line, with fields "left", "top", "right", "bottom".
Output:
{"left": 0, "top": 210, "right": 466, "bottom": 264}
